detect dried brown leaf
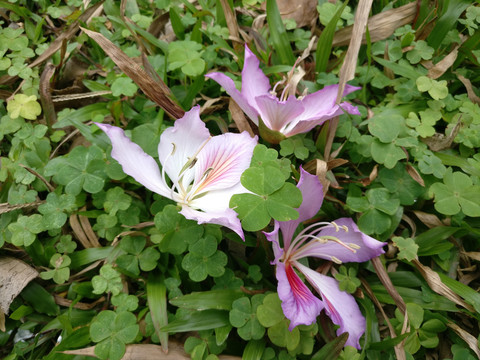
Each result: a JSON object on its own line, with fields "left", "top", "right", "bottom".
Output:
{"left": 405, "top": 163, "right": 425, "bottom": 187}
{"left": 447, "top": 322, "right": 480, "bottom": 358}
{"left": 228, "top": 98, "right": 256, "bottom": 137}
{"left": 219, "top": 0, "right": 243, "bottom": 52}
{"left": 304, "top": 159, "right": 330, "bottom": 195}
{"left": 39, "top": 63, "right": 57, "bottom": 126}
{"left": 276, "top": 0, "right": 318, "bottom": 27}
{"left": 0, "top": 2, "right": 103, "bottom": 85}
{"left": 422, "top": 117, "right": 462, "bottom": 151}
{"left": 371, "top": 256, "right": 406, "bottom": 314}
{"left": 332, "top": 2, "right": 417, "bottom": 47}
{"left": 462, "top": 251, "right": 480, "bottom": 262}
{"left": 0, "top": 309, "right": 5, "bottom": 332}
{"left": 81, "top": 28, "right": 184, "bottom": 119}
{"left": 0, "top": 257, "right": 38, "bottom": 314}
{"left": 61, "top": 342, "right": 241, "bottom": 359}
{"left": 325, "top": 0, "right": 372, "bottom": 161}
{"left": 456, "top": 73, "right": 480, "bottom": 105}
{"left": 413, "top": 210, "right": 444, "bottom": 228}
{"left": 412, "top": 259, "right": 475, "bottom": 312}
{"left": 427, "top": 45, "right": 460, "bottom": 79}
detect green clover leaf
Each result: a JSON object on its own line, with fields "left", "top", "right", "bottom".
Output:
{"left": 334, "top": 266, "right": 361, "bottom": 294}
{"left": 229, "top": 295, "right": 266, "bottom": 340}
{"left": 8, "top": 214, "right": 44, "bottom": 246}
{"left": 104, "top": 187, "right": 132, "bottom": 216}
{"left": 38, "top": 192, "right": 76, "bottom": 230}
{"left": 429, "top": 169, "right": 480, "bottom": 216}
{"left": 90, "top": 310, "right": 139, "bottom": 360}
{"left": 392, "top": 236, "right": 418, "bottom": 261}
{"left": 111, "top": 76, "right": 138, "bottom": 97}
{"left": 92, "top": 264, "right": 123, "bottom": 295}
{"left": 182, "top": 235, "right": 228, "bottom": 281}
{"left": 7, "top": 94, "right": 42, "bottom": 120}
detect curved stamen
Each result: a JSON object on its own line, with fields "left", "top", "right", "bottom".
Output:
{"left": 271, "top": 79, "right": 285, "bottom": 97}
{"left": 280, "top": 84, "right": 290, "bottom": 102}
{"left": 287, "top": 222, "right": 333, "bottom": 255}
{"left": 290, "top": 235, "right": 357, "bottom": 262}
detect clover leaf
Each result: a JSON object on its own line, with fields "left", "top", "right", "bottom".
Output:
{"left": 40, "top": 254, "right": 71, "bottom": 284}
{"left": 182, "top": 235, "right": 228, "bottom": 281}
{"left": 8, "top": 214, "right": 44, "bottom": 246}
{"left": 45, "top": 145, "right": 106, "bottom": 195}
{"left": 392, "top": 236, "right": 418, "bottom": 261}
{"left": 92, "top": 264, "right": 123, "bottom": 295}
{"left": 429, "top": 169, "right": 480, "bottom": 216}
{"left": 38, "top": 192, "right": 76, "bottom": 230}
{"left": 406, "top": 40, "right": 434, "bottom": 64}
{"left": 378, "top": 164, "right": 424, "bottom": 206}
{"left": 334, "top": 266, "right": 361, "bottom": 294}
{"left": 7, "top": 94, "right": 42, "bottom": 120}
{"left": 104, "top": 187, "right": 132, "bottom": 216}
{"left": 416, "top": 76, "right": 448, "bottom": 100}
{"left": 111, "top": 76, "right": 138, "bottom": 97}
{"left": 229, "top": 295, "right": 266, "bottom": 341}
{"left": 90, "top": 310, "right": 139, "bottom": 360}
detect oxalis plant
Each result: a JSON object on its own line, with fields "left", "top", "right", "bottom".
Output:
{"left": 1, "top": 1, "right": 480, "bottom": 360}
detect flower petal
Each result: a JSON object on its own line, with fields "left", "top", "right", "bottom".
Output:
{"left": 95, "top": 123, "right": 171, "bottom": 198}
{"left": 241, "top": 45, "right": 271, "bottom": 107}
{"left": 276, "top": 261, "right": 324, "bottom": 330}
{"left": 255, "top": 95, "right": 304, "bottom": 132}
{"left": 264, "top": 222, "right": 283, "bottom": 262}
{"left": 192, "top": 131, "right": 257, "bottom": 195}
{"left": 158, "top": 106, "right": 211, "bottom": 186}
{"left": 179, "top": 202, "right": 244, "bottom": 240}
{"left": 279, "top": 168, "right": 324, "bottom": 249}
{"left": 205, "top": 72, "right": 260, "bottom": 124}
{"left": 299, "top": 218, "right": 386, "bottom": 263}
{"left": 299, "top": 84, "right": 360, "bottom": 121}
{"left": 297, "top": 263, "right": 365, "bottom": 349}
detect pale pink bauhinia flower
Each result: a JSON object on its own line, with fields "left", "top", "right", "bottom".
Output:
{"left": 264, "top": 168, "right": 386, "bottom": 349}
{"left": 206, "top": 45, "right": 361, "bottom": 140}
{"left": 95, "top": 106, "right": 257, "bottom": 240}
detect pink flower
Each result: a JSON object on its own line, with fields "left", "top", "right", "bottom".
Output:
{"left": 206, "top": 45, "right": 360, "bottom": 141}
{"left": 264, "top": 168, "right": 386, "bottom": 349}
{"left": 96, "top": 106, "right": 257, "bottom": 240}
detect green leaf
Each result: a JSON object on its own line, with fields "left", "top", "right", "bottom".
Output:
{"left": 111, "top": 76, "right": 138, "bottom": 97}
{"left": 38, "top": 192, "right": 76, "bottom": 230}
{"left": 147, "top": 272, "right": 168, "bottom": 351}
{"left": 266, "top": 0, "right": 295, "bottom": 65}
{"left": 368, "top": 111, "right": 404, "bottom": 143}
{"left": 161, "top": 309, "right": 230, "bottom": 332}
{"left": 241, "top": 166, "right": 285, "bottom": 195}
{"left": 8, "top": 214, "right": 44, "bottom": 246}
{"left": 257, "top": 293, "right": 284, "bottom": 328}
{"left": 170, "top": 289, "right": 244, "bottom": 311}
{"left": 429, "top": 169, "right": 480, "bottom": 216}
{"left": 378, "top": 164, "right": 424, "bottom": 206}
{"left": 370, "top": 140, "right": 407, "bottom": 169}
{"left": 7, "top": 94, "right": 42, "bottom": 120}
{"left": 315, "top": 0, "right": 349, "bottom": 73}
{"left": 392, "top": 236, "right": 418, "bottom": 261}
{"left": 230, "top": 193, "right": 270, "bottom": 231}
{"left": 334, "top": 266, "right": 361, "bottom": 294}
{"left": 230, "top": 295, "right": 266, "bottom": 340}
{"left": 104, "top": 187, "right": 131, "bottom": 215}
{"left": 266, "top": 183, "right": 301, "bottom": 221}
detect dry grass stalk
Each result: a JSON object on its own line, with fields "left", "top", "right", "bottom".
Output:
{"left": 331, "top": 2, "right": 417, "bottom": 47}
{"left": 447, "top": 322, "right": 480, "bottom": 358}
{"left": 456, "top": 73, "right": 480, "bottom": 104}
{"left": 228, "top": 98, "right": 256, "bottom": 137}
{"left": 0, "top": 201, "right": 45, "bottom": 215}
{"left": 81, "top": 28, "right": 185, "bottom": 119}
{"left": 412, "top": 259, "right": 475, "bottom": 312}
{"left": 371, "top": 256, "right": 407, "bottom": 314}
{"left": 219, "top": 0, "right": 244, "bottom": 53}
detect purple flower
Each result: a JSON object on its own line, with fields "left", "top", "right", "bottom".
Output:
{"left": 264, "top": 168, "right": 385, "bottom": 349}
{"left": 206, "top": 45, "right": 360, "bottom": 141}
{"left": 95, "top": 106, "right": 257, "bottom": 240}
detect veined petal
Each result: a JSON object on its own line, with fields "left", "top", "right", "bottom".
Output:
{"left": 255, "top": 95, "right": 304, "bottom": 132}
{"left": 276, "top": 261, "right": 324, "bottom": 330}
{"left": 299, "top": 218, "right": 386, "bottom": 263}
{"left": 192, "top": 132, "right": 257, "bottom": 195}
{"left": 179, "top": 203, "right": 244, "bottom": 240}
{"left": 279, "top": 168, "right": 323, "bottom": 249}
{"left": 205, "top": 72, "right": 260, "bottom": 124}
{"left": 283, "top": 102, "right": 360, "bottom": 137}
{"left": 299, "top": 84, "right": 360, "bottom": 122}
{"left": 95, "top": 123, "right": 171, "bottom": 198}
{"left": 158, "top": 106, "right": 210, "bottom": 185}
{"left": 263, "top": 222, "right": 283, "bottom": 263}
{"left": 297, "top": 263, "right": 365, "bottom": 349}
{"left": 241, "top": 45, "right": 271, "bottom": 106}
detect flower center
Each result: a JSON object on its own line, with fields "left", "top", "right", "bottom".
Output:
{"left": 161, "top": 137, "right": 213, "bottom": 206}
{"left": 282, "top": 221, "right": 360, "bottom": 265}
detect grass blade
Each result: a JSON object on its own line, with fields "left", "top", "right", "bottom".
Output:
{"left": 266, "top": 0, "right": 295, "bottom": 65}
{"left": 147, "top": 272, "right": 169, "bottom": 352}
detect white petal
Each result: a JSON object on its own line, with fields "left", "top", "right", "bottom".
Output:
{"left": 96, "top": 123, "right": 171, "bottom": 198}
{"left": 158, "top": 106, "right": 211, "bottom": 185}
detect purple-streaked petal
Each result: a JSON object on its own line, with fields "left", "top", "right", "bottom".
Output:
{"left": 297, "top": 263, "right": 365, "bottom": 349}
{"left": 279, "top": 168, "right": 323, "bottom": 249}
{"left": 299, "top": 218, "right": 386, "bottom": 263}
{"left": 179, "top": 204, "right": 244, "bottom": 240}
{"left": 264, "top": 222, "right": 283, "bottom": 262}
{"left": 192, "top": 131, "right": 257, "bottom": 195}
{"left": 276, "top": 261, "right": 324, "bottom": 330}
{"left": 299, "top": 84, "right": 360, "bottom": 121}
{"left": 205, "top": 72, "right": 260, "bottom": 124}
{"left": 241, "top": 45, "right": 271, "bottom": 106}
{"left": 95, "top": 123, "right": 171, "bottom": 198}
{"left": 255, "top": 95, "right": 304, "bottom": 132}
{"left": 283, "top": 102, "right": 360, "bottom": 137}
{"left": 158, "top": 106, "right": 210, "bottom": 185}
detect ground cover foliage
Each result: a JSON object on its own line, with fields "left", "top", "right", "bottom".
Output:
{"left": 1, "top": 0, "right": 480, "bottom": 359}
